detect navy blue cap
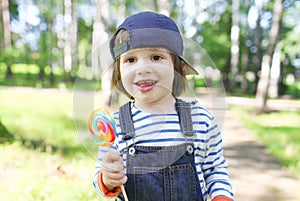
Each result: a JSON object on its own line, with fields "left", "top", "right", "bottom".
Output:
{"left": 110, "top": 11, "right": 198, "bottom": 75}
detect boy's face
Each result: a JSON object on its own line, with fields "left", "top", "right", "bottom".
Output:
{"left": 119, "top": 47, "right": 175, "bottom": 107}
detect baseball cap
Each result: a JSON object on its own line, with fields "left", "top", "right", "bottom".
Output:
{"left": 109, "top": 11, "right": 198, "bottom": 75}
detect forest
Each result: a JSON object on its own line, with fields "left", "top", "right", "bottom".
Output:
{"left": 0, "top": 0, "right": 299, "bottom": 110}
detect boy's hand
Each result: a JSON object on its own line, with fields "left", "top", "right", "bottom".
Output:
{"left": 101, "top": 149, "right": 127, "bottom": 191}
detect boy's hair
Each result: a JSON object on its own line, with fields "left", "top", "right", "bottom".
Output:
{"left": 111, "top": 29, "right": 186, "bottom": 98}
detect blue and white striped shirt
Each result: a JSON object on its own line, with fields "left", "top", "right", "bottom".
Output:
{"left": 94, "top": 100, "right": 234, "bottom": 200}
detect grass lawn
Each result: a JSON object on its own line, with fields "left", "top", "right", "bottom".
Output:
{"left": 0, "top": 143, "right": 100, "bottom": 200}
{"left": 1, "top": 86, "right": 299, "bottom": 200}
{"left": 0, "top": 87, "right": 111, "bottom": 201}
{"left": 231, "top": 106, "right": 300, "bottom": 178}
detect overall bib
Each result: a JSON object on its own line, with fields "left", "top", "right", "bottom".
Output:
{"left": 117, "top": 99, "right": 203, "bottom": 201}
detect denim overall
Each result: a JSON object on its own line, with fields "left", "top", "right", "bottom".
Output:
{"left": 117, "top": 99, "right": 203, "bottom": 201}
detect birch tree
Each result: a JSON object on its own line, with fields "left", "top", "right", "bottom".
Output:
{"left": 0, "top": 0, "right": 13, "bottom": 141}
{"left": 1, "top": 0, "right": 12, "bottom": 77}
{"left": 64, "top": 0, "right": 73, "bottom": 73}
{"left": 230, "top": 0, "right": 240, "bottom": 92}
{"left": 255, "top": 0, "right": 284, "bottom": 113}
{"left": 91, "top": 0, "right": 112, "bottom": 107}
{"left": 91, "top": 0, "right": 109, "bottom": 78}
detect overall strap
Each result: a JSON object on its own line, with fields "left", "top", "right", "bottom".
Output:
{"left": 118, "top": 99, "right": 195, "bottom": 139}
{"left": 175, "top": 99, "right": 194, "bottom": 137}
{"left": 119, "top": 102, "right": 136, "bottom": 140}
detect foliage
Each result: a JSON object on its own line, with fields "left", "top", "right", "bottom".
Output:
{"left": 285, "top": 82, "right": 300, "bottom": 98}
{"left": 0, "top": 63, "right": 69, "bottom": 88}
{"left": 198, "top": 5, "right": 231, "bottom": 70}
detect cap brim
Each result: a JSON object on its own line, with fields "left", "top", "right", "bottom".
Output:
{"left": 180, "top": 56, "right": 198, "bottom": 75}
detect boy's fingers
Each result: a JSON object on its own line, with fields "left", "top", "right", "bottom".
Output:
{"left": 103, "top": 149, "right": 122, "bottom": 163}
{"left": 102, "top": 149, "right": 124, "bottom": 172}
{"left": 103, "top": 169, "right": 126, "bottom": 180}
{"left": 102, "top": 161, "right": 124, "bottom": 172}
{"left": 102, "top": 171, "right": 127, "bottom": 188}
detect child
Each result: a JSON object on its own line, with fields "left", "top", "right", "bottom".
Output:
{"left": 93, "top": 11, "right": 234, "bottom": 201}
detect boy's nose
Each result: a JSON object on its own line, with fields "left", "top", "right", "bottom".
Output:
{"left": 136, "top": 60, "right": 153, "bottom": 74}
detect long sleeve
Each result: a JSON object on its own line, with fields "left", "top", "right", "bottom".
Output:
{"left": 192, "top": 101, "right": 234, "bottom": 200}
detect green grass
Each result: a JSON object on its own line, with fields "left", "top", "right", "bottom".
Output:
{"left": 0, "top": 143, "right": 100, "bottom": 201}
{"left": 286, "top": 81, "right": 300, "bottom": 98}
{"left": 0, "top": 63, "right": 102, "bottom": 91}
{"left": 231, "top": 106, "right": 300, "bottom": 177}
{"left": 0, "top": 88, "right": 78, "bottom": 152}
{"left": 0, "top": 87, "right": 111, "bottom": 200}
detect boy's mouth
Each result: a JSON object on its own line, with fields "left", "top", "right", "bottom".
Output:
{"left": 135, "top": 80, "right": 157, "bottom": 92}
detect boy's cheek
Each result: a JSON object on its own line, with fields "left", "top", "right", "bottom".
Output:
{"left": 120, "top": 67, "right": 134, "bottom": 77}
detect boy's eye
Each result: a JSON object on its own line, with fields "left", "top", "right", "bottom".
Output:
{"left": 126, "top": 57, "right": 135, "bottom": 63}
{"left": 152, "top": 55, "right": 162, "bottom": 61}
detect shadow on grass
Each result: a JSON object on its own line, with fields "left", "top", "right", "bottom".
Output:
{"left": 0, "top": 125, "right": 87, "bottom": 158}
{"left": 1, "top": 137, "right": 87, "bottom": 158}
{"left": 19, "top": 138, "right": 87, "bottom": 158}
{"left": 0, "top": 120, "right": 15, "bottom": 143}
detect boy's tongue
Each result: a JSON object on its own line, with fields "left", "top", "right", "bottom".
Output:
{"left": 137, "top": 81, "right": 156, "bottom": 92}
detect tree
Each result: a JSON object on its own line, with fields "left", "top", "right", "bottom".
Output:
{"left": 91, "top": 0, "right": 112, "bottom": 107}
{"left": 1, "top": 0, "right": 11, "bottom": 49}
{"left": 1, "top": 0, "right": 12, "bottom": 77}
{"left": 255, "top": 0, "right": 284, "bottom": 113}
{"left": 91, "top": 0, "right": 109, "bottom": 78}
{"left": 229, "top": 0, "right": 240, "bottom": 93}
{"left": 252, "top": 1, "right": 263, "bottom": 94}
{"left": 64, "top": 0, "right": 78, "bottom": 75}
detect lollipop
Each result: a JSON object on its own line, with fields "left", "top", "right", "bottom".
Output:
{"left": 88, "top": 108, "right": 128, "bottom": 201}
{"left": 88, "top": 108, "right": 116, "bottom": 146}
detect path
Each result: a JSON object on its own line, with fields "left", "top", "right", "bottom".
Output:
{"left": 222, "top": 97, "right": 300, "bottom": 201}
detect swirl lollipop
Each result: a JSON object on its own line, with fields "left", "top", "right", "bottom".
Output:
{"left": 88, "top": 108, "right": 116, "bottom": 146}
{"left": 88, "top": 108, "right": 128, "bottom": 201}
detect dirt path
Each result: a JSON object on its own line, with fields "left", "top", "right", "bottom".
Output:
{"left": 222, "top": 108, "right": 300, "bottom": 201}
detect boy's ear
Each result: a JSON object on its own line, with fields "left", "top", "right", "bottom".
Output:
{"left": 181, "top": 60, "right": 187, "bottom": 71}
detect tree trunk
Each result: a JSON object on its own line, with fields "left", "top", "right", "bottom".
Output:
{"left": 91, "top": 0, "right": 109, "bottom": 78}
{"left": 155, "top": 0, "right": 171, "bottom": 13}
{"left": 1, "top": 0, "right": 11, "bottom": 49}
{"left": 64, "top": 0, "right": 72, "bottom": 73}
{"left": 268, "top": 48, "right": 281, "bottom": 98}
{"left": 241, "top": 48, "right": 249, "bottom": 93}
{"left": 71, "top": 0, "right": 78, "bottom": 70}
{"left": 230, "top": 0, "right": 240, "bottom": 93}
{"left": 92, "top": 0, "right": 116, "bottom": 107}
{"left": 255, "top": 0, "right": 283, "bottom": 113}
{"left": 1, "top": 0, "right": 13, "bottom": 78}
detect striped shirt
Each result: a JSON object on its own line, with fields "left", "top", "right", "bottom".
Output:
{"left": 93, "top": 100, "right": 234, "bottom": 200}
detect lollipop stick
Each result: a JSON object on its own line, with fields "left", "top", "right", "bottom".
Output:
{"left": 121, "top": 185, "right": 128, "bottom": 201}
{"left": 88, "top": 109, "right": 128, "bottom": 200}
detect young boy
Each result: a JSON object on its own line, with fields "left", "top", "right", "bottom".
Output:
{"left": 93, "top": 11, "right": 234, "bottom": 201}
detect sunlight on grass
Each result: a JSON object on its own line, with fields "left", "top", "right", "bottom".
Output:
{"left": 0, "top": 87, "right": 111, "bottom": 200}
{"left": 0, "top": 88, "right": 78, "bottom": 149}
{"left": 231, "top": 106, "right": 300, "bottom": 177}
{"left": 0, "top": 142, "right": 103, "bottom": 200}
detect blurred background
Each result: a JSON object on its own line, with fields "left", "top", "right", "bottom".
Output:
{"left": 0, "top": 0, "right": 299, "bottom": 200}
